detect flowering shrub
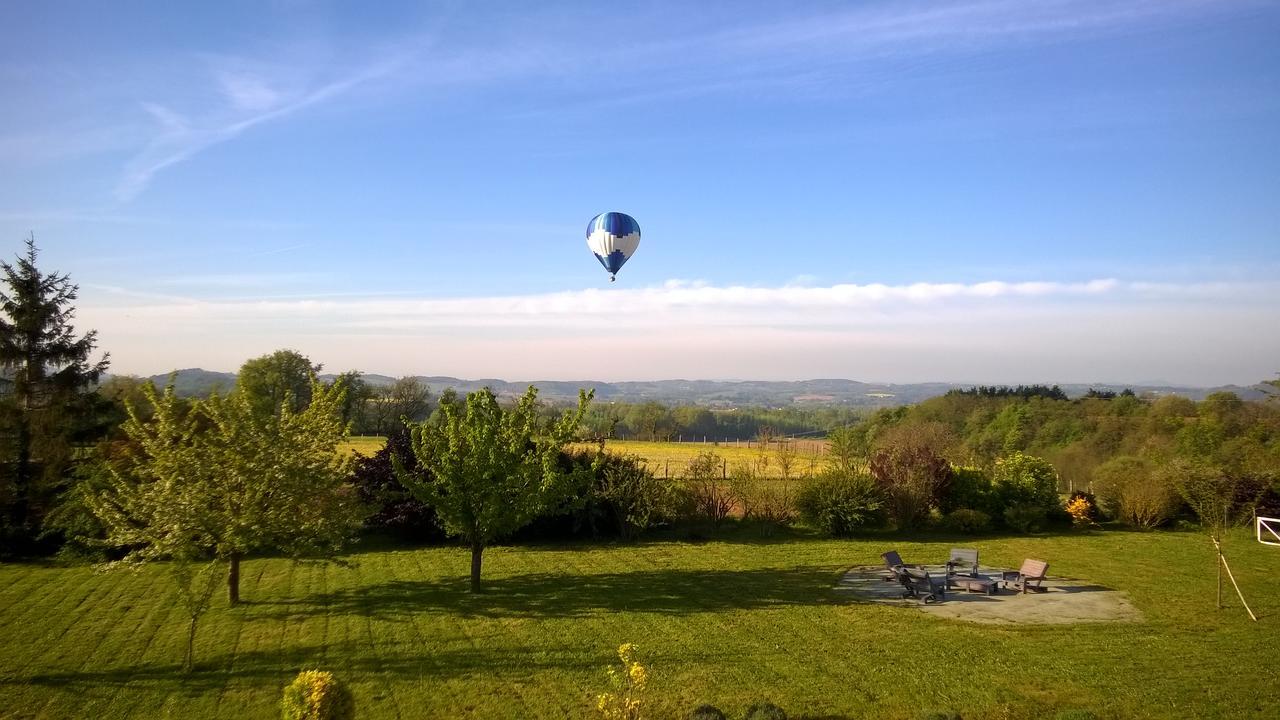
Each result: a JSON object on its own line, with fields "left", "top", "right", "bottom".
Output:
{"left": 281, "top": 670, "right": 355, "bottom": 720}
{"left": 597, "top": 643, "right": 649, "bottom": 720}
{"left": 1066, "top": 495, "right": 1095, "bottom": 527}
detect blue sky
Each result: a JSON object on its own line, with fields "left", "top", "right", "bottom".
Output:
{"left": 2, "top": 1, "right": 1278, "bottom": 384}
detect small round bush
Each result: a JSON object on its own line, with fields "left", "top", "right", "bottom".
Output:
{"left": 943, "top": 508, "right": 991, "bottom": 534}
{"left": 281, "top": 670, "right": 354, "bottom": 720}
{"left": 919, "top": 712, "right": 962, "bottom": 720}
{"left": 689, "top": 704, "right": 728, "bottom": 720}
{"left": 795, "top": 471, "right": 886, "bottom": 536}
{"left": 745, "top": 701, "right": 788, "bottom": 720}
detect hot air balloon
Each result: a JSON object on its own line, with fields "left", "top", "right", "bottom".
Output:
{"left": 586, "top": 211, "right": 640, "bottom": 282}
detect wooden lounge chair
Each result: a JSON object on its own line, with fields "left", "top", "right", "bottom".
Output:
{"left": 880, "top": 550, "right": 918, "bottom": 580}
{"left": 891, "top": 565, "right": 947, "bottom": 603}
{"left": 946, "top": 548, "right": 979, "bottom": 577}
{"left": 1002, "top": 559, "right": 1049, "bottom": 593}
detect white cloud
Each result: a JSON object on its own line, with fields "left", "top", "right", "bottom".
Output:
{"left": 78, "top": 277, "right": 1280, "bottom": 385}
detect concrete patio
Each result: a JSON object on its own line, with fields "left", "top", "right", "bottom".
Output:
{"left": 835, "top": 564, "right": 1143, "bottom": 625}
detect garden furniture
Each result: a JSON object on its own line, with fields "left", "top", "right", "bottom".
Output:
{"left": 1002, "top": 559, "right": 1049, "bottom": 593}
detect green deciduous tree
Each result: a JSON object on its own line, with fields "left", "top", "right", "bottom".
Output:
{"left": 0, "top": 237, "right": 109, "bottom": 548}
{"left": 235, "top": 349, "right": 321, "bottom": 417}
{"left": 397, "top": 386, "right": 591, "bottom": 592}
{"left": 85, "top": 379, "right": 364, "bottom": 610}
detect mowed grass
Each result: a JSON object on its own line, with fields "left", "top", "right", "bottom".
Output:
{"left": 572, "top": 439, "right": 829, "bottom": 478}
{"left": 1, "top": 531, "right": 1277, "bottom": 719}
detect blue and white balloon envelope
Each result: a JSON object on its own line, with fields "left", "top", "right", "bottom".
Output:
{"left": 586, "top": 211, "right": 640, "bottom": 282}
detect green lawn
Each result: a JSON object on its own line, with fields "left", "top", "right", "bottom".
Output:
{"left": 0, "top": 530, "right": 1276, "bottom": 719}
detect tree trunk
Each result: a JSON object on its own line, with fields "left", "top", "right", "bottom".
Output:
{"left": 228, "top": 554, "right": 241, "bottom": 605}
{"left": 470, "top": 541, "right": 484, "bottom": 593}
{"left": 1216, "top": 544, "right": 1223, "bottom": 610}
{"left": 11, "top": 420, "right": 31, "bottom": 532}
{"left": 184, "top": 615, "right": 198, "bottom": 673}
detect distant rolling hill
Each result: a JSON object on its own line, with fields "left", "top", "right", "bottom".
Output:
{"left": 109, "top": 369, "right": 1275, "bottom": 407}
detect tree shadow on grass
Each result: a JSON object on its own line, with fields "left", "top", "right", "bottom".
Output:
{"left": 244, "top": 565, "right": 841, "bottom": 621}
{"left": 1, "top": 641, "right": 616, "bottom": 691}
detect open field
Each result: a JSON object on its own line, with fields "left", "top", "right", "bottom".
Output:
{"left": 340, "top": 438, "right": 830, "bottom": 477}
{"left": 573, "top": 439, "right": 829, "bottom": 478}
{"left": 341, "top": 436, "right": 389, "bottom": 457}
{"left": 1, "top": 530, "right": 1276, "bottom": 719}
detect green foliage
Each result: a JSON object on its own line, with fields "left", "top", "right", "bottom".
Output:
{"left": 919, "top": 712, "right": 962, "bottom": 720}
{"left": 940, "top": 466, "right": 994, "bottom": 514}
{"left": 744, "top": 702, "right": 787, "bottom": 720}
{"left": 1003, "top": 503, "right": 1048, "bottom": 534}
{"left": 796, "top": 471, "right": 885, "bottom": 536}
{"left": 1162, "top": 458, "right": 1263, "bottom": 539}
{"left": 398, "top": 385, "right": 591, "bottom": 590}
{"left": 688, "top": 706, "right": 727, "bottom": 720}
{"left": 942, "top": 508, "right": 991, "bottom": 534}
{"left": 678, "top": 451, "right": 733, "bottom": 527}
{"left": 1093, "top": 456, "right": 1179, "bottom": 528}
{"left": 992, "top": 452, "right": 1060, "bottom": 509}
{"left": 83, "top": 380, "right": 365, "bottom": 608}
{"left": 593, "top": 452, "right": 677, "bottom": 540}
{"left": 1053, "top": 710, "right": 1098, "bottom": 720}
{"left": 281, "top": 670, "right": 355, "bottom": 720}
{"left": 0, "top": 238, "right": 109, "bottom": 551}
{"left": 825, "top": 425, "right": 866, "bottom": 474}
{"left": 235, "top": 349, "right": 321, "bottom": 417}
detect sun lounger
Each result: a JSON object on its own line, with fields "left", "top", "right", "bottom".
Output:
{"left": 1002, "top": 559, "right": 1049, "bottom": 593}
{"left": 891, "top": 565, "right": 947, "bottom": 603}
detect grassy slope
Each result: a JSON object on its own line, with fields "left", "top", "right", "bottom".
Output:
{"left": 0, "top": 530, "right": 1276, "bottom": 719}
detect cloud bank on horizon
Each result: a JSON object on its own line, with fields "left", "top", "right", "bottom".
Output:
{"left": 79, "top": 277, "right": 1280, "bottom": 386}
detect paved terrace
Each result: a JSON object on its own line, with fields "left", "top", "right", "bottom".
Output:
{"left": 836, "top": 565, "right": 1143, "bottom": 625}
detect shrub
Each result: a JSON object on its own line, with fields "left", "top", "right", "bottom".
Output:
{"left": 281, "top": 670, "right": 355, "bottom": 720}
{"left": 745, "top": 702, "right": 788, "bottom": 720}
{"left": 349, "top": 430, "right": 443, "bottom": 541}
{"left": 940, "top": 466, "right": 994, "bottom": 515}
{"left": 993, "top": 452, "right": 1060, "bottom": 509}
{"left": 1003, "top": 503, "right": 1048, "bottom": 534}
{"left": 942, "top": 508, "right": 991, "bottom": 534}
{"left": 869, "top": 444, "right": 951, "bottom": 529}
{"left": 689, "top": 706, "right": 727, "bottom": 720}
{"left": 1093, "top": 456, "right": 1179, "bottom": 528}
{"left": 1065, "top": 491, "right": 1097, "bottom": 527}
{"left": 796, "top": 471, "right": 885, "bottom": 536}
{"left": 594, "top": 453, "right": 678, "bottom": 541}
{"left": 919, "top": 712, "right": 962, "bottom": 720}
{"left": 730, "top": 467, "right": 797, "bottom": 535}
{"left": 680, "top": 452, "right": 733, "bottom": 527}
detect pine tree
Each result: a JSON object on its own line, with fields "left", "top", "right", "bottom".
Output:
{"left": 0, "top": 237, "right": 108, "bottom": 546}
